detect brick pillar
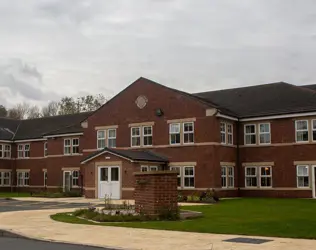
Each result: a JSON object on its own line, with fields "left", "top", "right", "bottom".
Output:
{"left": 134, "top": 171, "right": 178, "bottom": 215}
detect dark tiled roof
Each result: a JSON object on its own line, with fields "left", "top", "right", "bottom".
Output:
{"left": 0, "top": 112, "right": 92, "bottom": 141}
{"left": 0, "top": 118, "right": 20, "bottom": 140}
{"left": 301, "top": 84, "right": 316, "bottom": 91}
{"left": 193, "top": 82, "right": 316, "bottom": 119}
{"left": 81, "top": 147, "right": 169, "bottom": 164}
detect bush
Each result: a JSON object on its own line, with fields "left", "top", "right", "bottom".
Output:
{"left": 158, "top": 205, "right": 180, "bottom": 221}
{"left": 199, "top": 189, "right": 218, "bottom": 203}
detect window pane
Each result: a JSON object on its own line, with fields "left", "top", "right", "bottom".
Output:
{"left": 221, "top": 177, "right": 227, "bottom": 187}
{"left": 108, "top": 138, "right": 116, "bottom": 148}
{"left": 228, "top": 167, "right": 233, "bottom": 176}
{"left": 108, "top": 129, "right": 116, "bottom": 138}
{"left": 72, "top": 146, "right": 79, "bottom": 154}
{"left": 260, "top": 134, "right": 271, "bottom": 144}
{"left": 141, "top": 166, "right": 148, "bottom": 172}
{"left": 170, "top": 123, "right": 180, "bottom": 133}
{"left": 313, "top": 131, "right": 316, "bottom": 141}
{"left": 259, "top": 123, "right": 270, "bottom": 133}
{"left": 132, "top": 137, "right": 140, "bottom": 146}
{"left": 246, "top": 167, "right": 256, "bottom": 176}
{"left": 261, "top": 167, "right": 271, "bottom": 176}
{"left": 184, "top": 177, "right": 194, "bottom": 187}
{"left": 184, "top": 133, "right": 194, "bottom": 144}
{"left": 132, "top": 127, "right": 140, "bottom": 136}
{"left": 143, "top": 136, "right": 152, "bottom": 146}
{"left": 111, "top": 168, "right": 119, "bottom": 181}
{"left": 221, "top": 167, "right": 226, "bottom": 175}
{"left": 98, "top": 139, "right": 106, "bottom": 149}
{"left": 97, "top": 131, "right": 105, "bottom": 139}
{"left": 72, "top": 139, "right": 79, "bottom": 146}
{"left": 143, "top": 126, "right": 152, "bottom": 135}
{"left": 184, "top": 167, "right": 194, "bottom": 176}
{"left": 100, "top": 168, "right": 108, "bottom": 181}
{"left": 297, "top": 131, "right": 309, "bottom": 142}
{"left": 227, "top": 124, "right": 232, "bottom": 133}
{"left": 220, "top": 123, "right": 226, "bottom": 132}
{"left": 246, "top": 177, "right": 257, "bottom": 187}
{"left": 297, "top": 120, "right": 308, "bottom": 130}
{"left": 228, "top": 177, "right": 234, "bottom": 187}
{"left": 184, "top": 122, "right": 193, "bottom": 132}
{"left": 298, "top": 176, "right": 309, "bottom": 187}
{"left": 297, "top": 166, "right": 308, "bottom": 176}
{"left": 171, "top": 134, "right": 180, "bottom": 144}
{"left": 64, "top": 139, "right": 71, "bottom": 146}
{"left": 261, "top": 177, "right": 271, "bottom": 187}
{"left": 245, "top": 125, "right": 255, "bottom": 134}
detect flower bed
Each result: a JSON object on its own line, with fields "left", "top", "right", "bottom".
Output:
{"left": 178, "top": 189, "right": 219, "bottom": 204}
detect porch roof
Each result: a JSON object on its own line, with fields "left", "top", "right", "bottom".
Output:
{"left": 81, "top": 147, "right": 169, "bottom": 164}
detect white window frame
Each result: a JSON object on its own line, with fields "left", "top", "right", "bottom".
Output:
{"left": 227, "top": 123, "right": 233, "bottom": 145}
{"left": 0, "top": 171, "right": 11, "bottom": 186}
{"left": 141, "top": 166, "right": 148, "bottom": 172}
{"left": 244, "top": 124, "right": 257, "bottom": 145}
{"left": 131, "top": 127, "right": 141, "bottom": 147}
{"left": 295, "top": 120, "right": 309, "bottom": 143}
{"left": 44, "top": 142, "right": 48, "bottom": 157}
{"left": 97, "top": 130, "right": 106, "bottom": 150}
{"left": 17, "top": 144, "right": 30, "bottom": 158}
{"left": 143, "top": 126, "right": 153, "bottom": 146}
{"left": 43, "top": 171, "right": 47, "bottom": 187}
{"left": 107, "top": 129, "right": 117, "bottom": 148}
{"left": 140, "top": 165, "right": 158, "bottom": 172}
{"left": 297, "top": 165, "right": 309, "bottom": 188}
{"left": 312, "top": 120, "right": 316, "bottom": 142}
{"left": 220, "top": 122, "right": 226, "bottom": 144}
{"left": 245, "top": 167, "right": 257, "bottom": 187}
{"left": 72, "top": 170, "right": 79, "bottom": 187}
{"left": 64, "top": 139, "right": 71, "bottom": 155}
{"left": 259, "top": 166, "right": 272, "bottom": 188}
{"left": 221, "top": 166, "right": 234, "bottom": 188}
{"left": 183, "top": 166, "right": 195, "bottom": 188}
{"left": 169, "top": 123, "right": 181, "bottom": 145}
{"left": 0, "top": 144, "right": 11, "bottom": 159}
{"left": 64, "top": 138, "right": 79, "bottom": 155}
{"left": 17, "top": 171, "right": 30, "bottom": 187}
{"left": 183, "top": 122, "right": 194, "bottom": 144}
{"left": 259, "top": 123, "right": 271, "bottom": 145}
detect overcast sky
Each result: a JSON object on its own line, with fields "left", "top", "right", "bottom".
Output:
{"left": 1, "top": 0, "right": 316, "bottom": 107}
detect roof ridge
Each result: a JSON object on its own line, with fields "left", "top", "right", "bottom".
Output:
{"left": 23, "top": 111, "right": 93, "bottom": 121}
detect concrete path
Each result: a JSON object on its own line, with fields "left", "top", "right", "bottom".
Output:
{"left": 0, "top": 208, "right": 315, "bottom": 250}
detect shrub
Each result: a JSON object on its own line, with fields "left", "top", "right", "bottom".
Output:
{"left": 73, "top": 209, "right": 87, "bottom": 217}
{"left": 199, "top": 189, "right": 218, "bottom": 203}
{"left": 158, "top": 205, "right": 180, "bottom": 221}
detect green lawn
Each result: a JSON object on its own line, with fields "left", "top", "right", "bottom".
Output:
{"left": 51, "top": 198, "right": 316, "bottom": 239}
{"left": 0, "top": 192, "right": 31, "bottom": 198}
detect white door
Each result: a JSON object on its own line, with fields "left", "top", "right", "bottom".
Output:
{"left": 63, "top": 171, "right": 71, "bottom": 192}
{"left": 98, "top": 166, "right": 120, "bottom": 199}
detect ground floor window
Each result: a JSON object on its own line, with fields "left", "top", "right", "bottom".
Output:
{"left": 17, "top": 171, "right": 30, "bottom": 187}
{"left": 72, "top": 170, "right": 79, "bottom": 186}
{"left": 0, "top": 171, "right": 11, "bottom": 186}
{"left": 140, "top": 166, "right": 158, "bottom": 172}
{"left": 297, "top": 165, "right": 309, "bottom": 187}
{"left": 221, "top": 166, "right": 234, "bottom": 188}
{"left": 245, "top": 166, "right": 272, "bottom": 188}
{"left": 170, "top": 166, "right": 195, "bottom": 188}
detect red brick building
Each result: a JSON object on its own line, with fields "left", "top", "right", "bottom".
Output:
{"left": 1, "top": 77, "right": 316, "bottom": 199}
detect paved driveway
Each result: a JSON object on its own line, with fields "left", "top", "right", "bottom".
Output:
{"left": 0, "top": 199, "right": 95, "bottom": 213}
{"left": 0, "top": 237, "right": 117, "bottom": 250}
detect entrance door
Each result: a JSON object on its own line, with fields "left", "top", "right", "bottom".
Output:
{"left": 63, "top": 171, "right": 71, "bottom": 192}
{"left": 98, "top": 166, "right": 120, "bottom": 199}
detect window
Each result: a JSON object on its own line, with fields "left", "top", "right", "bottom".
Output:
{"left": 183, "top": 122, "right": 194, "bottom": 144}
{"left": 221, "top": 166, "right": 234, "bottom": 188}
{"left": 259, "top": 123, "right": 271, "bottom": 144}
{"left": 170, "top": 123, "right": 181, "bottom": 145}
{"left": 44, "top": 142, "right": 48, "bottom": 157}
{"left": 170, "top": 166, "right": 181, "bottom": 187}
{"left": 44, "top": 171, "right": 47, "bottom": 187}
{"left": 220, "top": 122, "right": 226, "bottom": 144}
{"left": 97, "top": 130, "right": 106, "bottom": 149}
{"left": 184, "top": 166, "right": 195, "bottom": 188}
{"left": 17, "top": 144, "right": 30, "bottom": 158}
{"left": 313, "top": 120, "right": 316, "bottom": 141}
{"left": 72, "top": 170, "right": 79, "bottom": 186}
{"left": 227, "top": 124, "right": 233, "bottom": 145}
{"left": 260, "top": 166, "right": 272, "bottom": 187}
{"left": 297, "top": 165, "right": 309, "bottom": 187}
{"left": 245, "top": 167, "right": 257, "bottom": 187}
{"left": 140, "top": 166, "right": 158, "bottom": 172}
{"left": 0, "top": 172, "right": 11, "bottom": 186}
{"left": 131, "top": 127, "right": 141, "bottom": 147}
{"left": 296, "top": 120, "right": 309, "bottom": 142}
{"left": 143, "top": 126, "right": 153, "bottom": 146}
{"left": 64, "top": 138, "right": 79, "bottom": 155}
{"left": 17, "top": 171, "right": 29, "bottom": 186}
{"left": 0, "top": 144, "right": 10, "bottom": 158}
{"left": 245, "top": 125, "right": 256, "bottom": 145}
{"left": 108, "top": 129, "right": 116, "bottom": 148}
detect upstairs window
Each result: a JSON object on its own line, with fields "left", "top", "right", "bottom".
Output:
{"left": 143, "top": 126, "right": 153, "bottom": 146}
{"left": 183, "top": 122, "right": 194, "bottom": 144}
{"left": 107, "top": 129, "right": 117, "bottom": 148}
{"left": 44, "top": 142, "right": 48, "bottom": 157}
{"left": 259, "top": 123, "right": 271, "bottom": 144}
{"left": 0, "top": 144, "right": 11, "bottom": 159}
{"left": 18, "top": 144, "right": 30, "bottom": 158}
{"left": 140, "top": 166, "right": 158, "bottom": 172}
{"left": 131, "top": 127, "right": 141, "bottom": 147}
{"left": 312, "top": 120, "right": 316, "bottom": 141}
{"left": 72, "top": 170, "right": 79, "bottom": 186}
{"left": 97, "top": 130, "right": 106, "bottom": 149}
{"left": 296, "top": 120, "right": 309, "bottom": 142}
{"left": 64, "top": 138, "right": 79, "bottom": 155}
{"left": 170, "top": 123, "right": 181, "bottom": 145}
{"left": 227, "top": 124, "right": 233, "bottom": 145}
{"left": 220, "top": 122, "right": 226, "bottom": 144}
{"left": 245, "top": 124, "right": 256, "bottom": 145}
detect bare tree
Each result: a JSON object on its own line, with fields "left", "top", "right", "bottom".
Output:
{"left": 7, "top": 103, "right": 30, "bottom": 119}
{"left": 42, "top": 101, "right": 59, "bottom": 117}
{"left": 27, "top": 105, "right": 41, "bottom": 119}
{"left": 0, "top": 105, "right": 7, "bottom": 117}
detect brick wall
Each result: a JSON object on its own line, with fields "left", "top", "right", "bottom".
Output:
{"left": 134, "top": 171, "right": 178, "bottom": 215}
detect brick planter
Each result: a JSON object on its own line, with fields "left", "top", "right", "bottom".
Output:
{"left": 134, "top": 171, "right": 178, "bottom": 215}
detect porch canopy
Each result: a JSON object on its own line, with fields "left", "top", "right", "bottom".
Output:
{"left": 81, "top": 147, "right": 169, "bottom": 164}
